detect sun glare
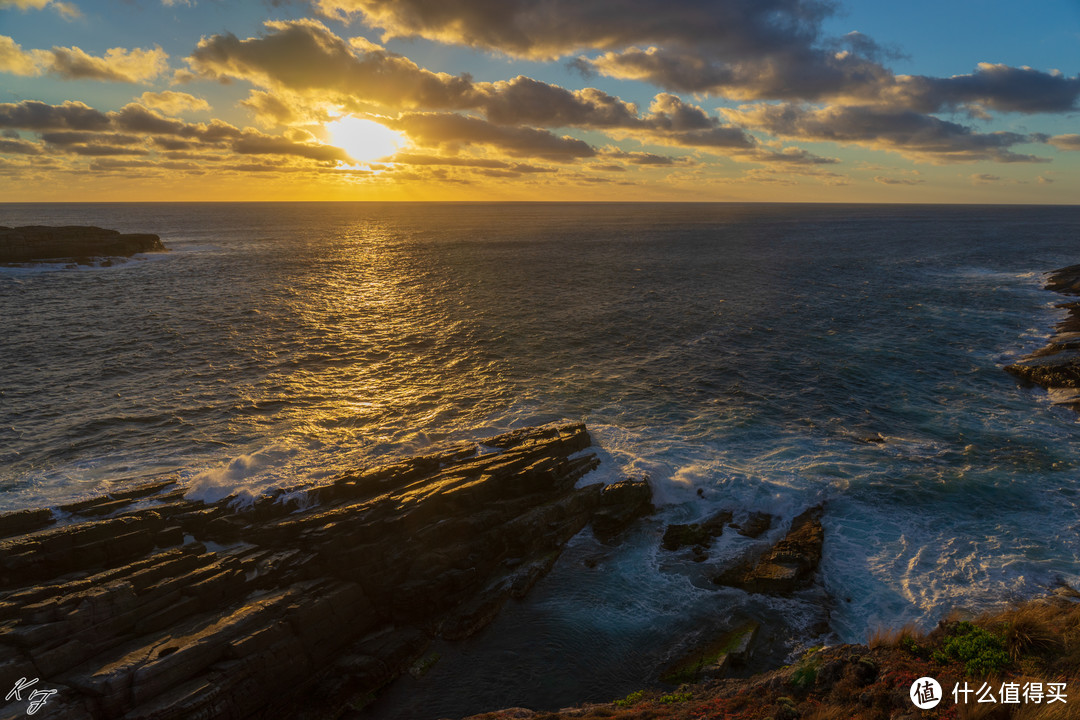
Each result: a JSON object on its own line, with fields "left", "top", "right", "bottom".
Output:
{"left": 326, "top": 116, "right": 404, "bottom": 164}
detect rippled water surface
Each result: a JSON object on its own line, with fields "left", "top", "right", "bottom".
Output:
{"left": 3, "top": 202, "right": 1080, "bottom": 717}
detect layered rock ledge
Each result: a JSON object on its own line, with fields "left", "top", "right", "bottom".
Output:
{"left": 0, "top": 423, "right": 651, "bottom": 720}
{"left": 0, "top": 226, "right": 166, "bottom": 264}
{"left": 1006, "top": 264, "right": 1080, "bottom": 405}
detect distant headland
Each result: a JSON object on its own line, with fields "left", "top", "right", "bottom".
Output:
{"left": 0, "top": 226, "right": 166, "bottom": 264}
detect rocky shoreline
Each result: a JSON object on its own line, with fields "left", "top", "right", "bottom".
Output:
{"left": 0, "top": 226, "right": 166, "bottom": 264}
{"left": 1006, "top": 263, "right": 1080, "bottom": 406}
{"left": 0, "top": 424, "right": 653, "bottom": 720}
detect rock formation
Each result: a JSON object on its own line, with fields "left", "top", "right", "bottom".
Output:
{"left": 1006, "top": 264, "right": 1080, "bottom": 403}
{"left": 712, "top": 505, "right": 824, "bottom": 595}
{"left": 0, "top": 424, "right": 651, "bottom": 720}
{"left": 0, "top": 226, "right": 165, "bottom": 264}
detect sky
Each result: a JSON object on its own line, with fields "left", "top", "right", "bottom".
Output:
{"left": 1, "top": 0, "right": 1078, "bottom": 202}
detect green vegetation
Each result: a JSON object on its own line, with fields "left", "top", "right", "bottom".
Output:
{"left": 613, "top": 690, "right": 646, "bottom": 708}
{"left": 658, "top": 691, "right": 693, "bottom": 704}
{"left": 932, "top": 621, "right": 1010, "bottom": 676}
{"left": 789, "top": 646, "right": 823, "bottom": 690}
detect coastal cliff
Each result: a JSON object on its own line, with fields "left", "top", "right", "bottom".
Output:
{"left": 0, "top": 226, "right": 165, "bottom": 264}
{"left": 0, "top": 424, "right": 652, "bottom": 720}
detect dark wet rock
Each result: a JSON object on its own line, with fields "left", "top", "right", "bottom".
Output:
{"left": 713, "top": 505, "right": 824, "bottom": 595}
{"left": 0, "top": 423, "right": 643, "bottom": 720}
{"left": 659, "top": 620, "right": 760, "bottom": 684}
{"left": 0, "top": 225, "right": 166, "bottom": 263}
{"left": 590, "top": 477, "right": 654, "bottom": 540}
{"left": 0, "top": 508, "right": 55, "bottom": 539}
{"left": 661, "top": 509, "right": 732, "bottom": 551}
{"left": 1007, "top": 264, "right": 1080, "bottom": 400}
{"left": 733, "top": 510, "right": 774, "bottom": 538}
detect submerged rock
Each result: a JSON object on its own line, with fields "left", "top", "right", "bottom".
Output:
{"left": 661, "top": 509, "right": 732, "bottom": 552}
{"left": 0, "top": 423, "right": 649, "bottom": 720}
{"left": 732, "top": 510, "right": 774, "bottom": 538}
{"left": 0, "top": 225, "right": 166, "bottom": 263}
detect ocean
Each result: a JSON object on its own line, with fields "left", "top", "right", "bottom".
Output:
{"left": 2, "top": 202, "right": 1080, "bottom": 717}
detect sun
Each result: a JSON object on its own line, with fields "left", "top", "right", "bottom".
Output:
{"left": 326, "top": 116, "right": 404, "bottom": 164}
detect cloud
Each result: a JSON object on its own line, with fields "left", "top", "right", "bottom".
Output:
{"left": 314, "top": 0, "right": 834, "bottom": 61}
{"left": 41, "top": 130, "right": 143, "bottom": 146}
{"left": 723, "top": 103, "right": 1049, "bottom": 163}
{"left": 386, "top": 153, "right": 515, "bottom": 168}
{"left": 970, "top": 173, "right": 1001, "bottom": 184}
{"left": 0, "top": 137, "right": 41, "bottom": 154}
{"left": 186, "top": 19, "right": 477, "bottom": 111}
{"left": 0, "top": 35, "right": 169, "bottom": 82}
{"left": 385, "top": 112, "right": 596, "bottom": 160}
{"left": 578, "top": 43, "right": 893, "bottom": 103}
{"left": 137, "top": 91, "right": 210, "bottom": 114}
{"left": 874, "top": 176, "right": 924, "bottom": 185}
{"left": 182, "top": 21, "right": 767, "bottom": 161}
{"left": 475, "top": 76, "right": 639, "bottom": 127}
{"left": 0, "top": 100, "right": 111, "bottom": 130}
{"left": 303, "top": 1, "right": 1080, "bottom": 118}
{"left": 234, "top": 130, "right": 352, "bottom": 162}
{"left": 0, "top": 36, "right": 40, "bottom": 76}
{"left": 893, "top": 64, "right": 1080, "bottom": 114}
{"left": 0, "top": 0, "right": 80, "bottom": 18}
{"left": 1049, "top": 134, "right": 1080, "bottom": 151}
{"left": 46, "top": 45, "right": 169, "bottom": 82}
{"left": 0, "top": 99, "right": 387, "bottom": 170}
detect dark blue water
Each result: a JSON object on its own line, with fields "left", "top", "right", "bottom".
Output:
{"left": 2, "top": 203, "right": 1080, "bottom": 717}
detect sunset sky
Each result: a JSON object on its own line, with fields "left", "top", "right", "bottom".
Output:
{"left": 2, "top": 0, "right": 1079, "bottom": 201}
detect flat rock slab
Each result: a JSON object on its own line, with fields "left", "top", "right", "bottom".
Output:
{"left": 0, "top": 226, "right": 166, "bottom": 263}
{"left": 0, "top": 424, "right": 651, "bottom": 720}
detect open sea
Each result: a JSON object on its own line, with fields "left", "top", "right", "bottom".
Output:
{"left": 3, "top": 202, "right": 1080, "bottom": 717}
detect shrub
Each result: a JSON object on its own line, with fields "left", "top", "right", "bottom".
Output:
{"left": 659, "top": 691, "right": 692, "bottom": 704}
{"left": 613, "top": 690, "right": 646, "bottom": 708}
{"left": 932, "top": 622, "right": 1010, "bottom": 676}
